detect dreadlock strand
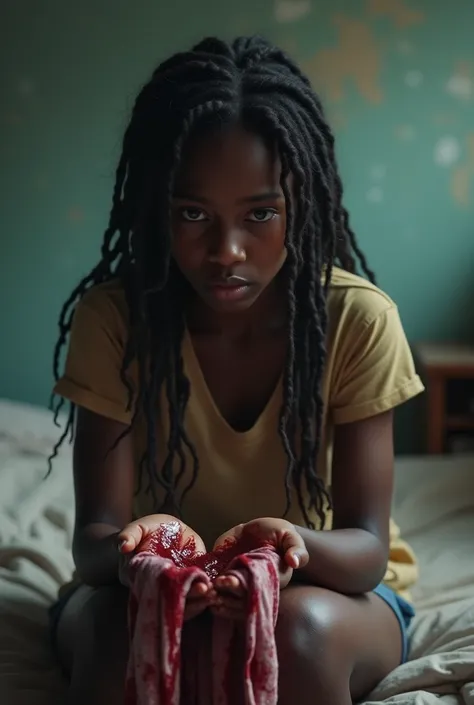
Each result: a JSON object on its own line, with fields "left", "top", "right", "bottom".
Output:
{"left": 278, "top": 175, "right": 298, "bottom": 517}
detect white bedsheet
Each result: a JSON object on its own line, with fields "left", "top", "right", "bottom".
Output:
{"left": 365, "top": 456, "right": 474, "bottom": 704}
{"left": 0, "top": 399, "right": 473, "bottom": 704}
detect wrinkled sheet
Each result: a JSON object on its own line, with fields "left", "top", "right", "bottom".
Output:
{"left": 364, "top": 455, "right": 474, "bottom": 705}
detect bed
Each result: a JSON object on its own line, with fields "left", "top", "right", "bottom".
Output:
{"left": 0, "top": 399, "right": 473, "bottom": 704}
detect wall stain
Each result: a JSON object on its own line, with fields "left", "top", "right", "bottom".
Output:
{"left": 274, "top": 0, "right": 312, "bottom": 24}
{"left": 67, "top": 207, "right": 85, "bottom": 224}
{"left": 367, "top": 0, "right": 425, "bottom": 28}
{"left": 446, "top": 61, "right": 473, "bottom": 101}
{"left": 451, "top": 133, "right": 474, "bottom": 208}
{"left": 304, "top": 14, "right": 383, "bottom": 103}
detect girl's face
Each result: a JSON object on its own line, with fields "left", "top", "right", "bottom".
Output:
{"left": 171, "top": 125, "right": 288, "bottom": 313}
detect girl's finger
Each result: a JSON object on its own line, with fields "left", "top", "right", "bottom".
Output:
{"left": 211, "top": 600, "right": 246, "bottom": 621}
{"left": 118, "top": 523, "right": 149, "bottom": 553}
{"left": 188, "top": 581, "right": 209, "bottom": 599}
{"left": 213, "top": 593, "right": 245, "bottom": 610}
{"left": 184, "top": 583, "right": 214, "bottom": 621}
{"left": 184, "top": 597, "right": 210, "bottom": 621}
{"left": 214, "top": 574, "right": 245, "bottom": 596}
{"left": 282, "top": 532, "right": 309, "bottom": 569}
{"left": 284, "top": 547, "right": 309, "bottom": 569}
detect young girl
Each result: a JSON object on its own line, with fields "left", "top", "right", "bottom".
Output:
{"left": 50, "top": 35, "right": 424, "bottom": 705}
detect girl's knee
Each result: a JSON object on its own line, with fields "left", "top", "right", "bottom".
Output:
{"left": 57, "top": 585, "right": 129, "bottom": 681}
{"left": 276, "top": 585, "right": 346, "bottom": 662}
{"left": 276, "top": 587, "right": 353, "bottom": 704}
{"left": 276, "top": 586, "right": 340, "bottom": 643}
{"left": 82, "top": 584, "right": 129, "bottom": 638}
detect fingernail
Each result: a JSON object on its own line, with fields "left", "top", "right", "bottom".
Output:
{"left": 293, "top": 553, "right": 300, "bottom": 568}
{"left": 118, "top": 539, "right": 127, "bottom": 551}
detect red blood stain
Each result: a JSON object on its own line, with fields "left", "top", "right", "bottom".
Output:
{"left": 159, "top": 567, "right": 187, "bottom": 702}
{"left": 142, "top": 662, "right": 156, "bottom": 684}
{"left": 138, "top": 522, "right": 266, "bottom": 580}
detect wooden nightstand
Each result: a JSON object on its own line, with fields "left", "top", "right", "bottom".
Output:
{"left": 415, "top": 343, "right": 474, "bottom": 454}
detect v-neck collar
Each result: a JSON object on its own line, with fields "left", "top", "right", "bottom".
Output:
{"left": 182, "top": 327, "right": 282, "bottom": 443}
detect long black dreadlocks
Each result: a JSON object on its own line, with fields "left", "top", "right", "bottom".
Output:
{"left": 51, "top": 36, "right": 376, "bottom": 529}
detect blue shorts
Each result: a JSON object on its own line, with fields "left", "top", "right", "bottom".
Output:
{"left": 373, "top": 583, "right": 414, "bottom": 663}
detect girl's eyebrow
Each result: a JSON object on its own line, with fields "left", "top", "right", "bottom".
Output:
{"left": 237, "top": 191, "right": 282, "bottom": 204}
{"left": 172, "top": 191, "right": 282, "bottom": 205}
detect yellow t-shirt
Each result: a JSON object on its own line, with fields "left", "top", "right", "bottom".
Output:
{"left": 54, "top": 267, "right": 424, "bottom": 598}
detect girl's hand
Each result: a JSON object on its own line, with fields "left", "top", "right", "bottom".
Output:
{"left": 211, "top": 518, "right": 309, "bottom": 619}
{"left": 215, "top": 517, "right": 309, "bottom": 587}
{"left": 118, "top": 514, "right": 207, "bottom": 555}
{"left": 183, "top": 580, "right": 215, "bottom": 621}
{"left": 118, "top": 514, "right": 211, "bottom": 620}
{"left": 212, "top": 573, "right": 247, "bottom": 620}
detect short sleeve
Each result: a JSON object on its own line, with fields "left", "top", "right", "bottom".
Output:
{"left": 53, "top": 286, "right": 133, "bottom": 424}
{"left": 330, "top": 304, "right": 424, "bottom": 425}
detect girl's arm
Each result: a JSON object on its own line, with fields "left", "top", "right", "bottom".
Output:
{"left": 294, "top": 410, "right": 393, "bottom": 594}
{"left": 72, "top": 407, "right": 135, "bottom": 586}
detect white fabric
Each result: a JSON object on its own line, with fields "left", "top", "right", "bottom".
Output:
{"left": 0, "top": 400, "right": 73, "bottom": 704}
{"left": 365, "top": 454, "right": 474, "bottom": 704}
{"left": 0, "top": 399, "right": 473, "bottom": 704}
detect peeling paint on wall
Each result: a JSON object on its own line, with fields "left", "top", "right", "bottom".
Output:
{"left": 446, "top": 62, "right": 473, "bottom": 101}
{"left": 66, "top": 207, "right": 85, "bottom": 225}
{"left": 274, "top": 0, "right": 312, "bottom": 24}
{"left": 404, "top": 69, "right": 423, "bottom": 88}
{"left": 433, "top": 113, "right": 458, "bottom": 128}
{"left": 451, "top": 134, "right": 474, "bottom": 208}
{"left": 434, "top": 136, "right": 461, "bottom": 168}
{"left": 394, "top": 124, "right": 416, "bottom": 142}
{"left": 370, "top": 164, "right": 387, "bottom": 180}
{"left": 367, "top": 0, "right": 424, "bottom": 28}
{"left": 366, "top": 185, "right": 384, "bottom": 203}
{"left": 304, "top": 14, "right": 383, "bottom": 103}
{"left": 395, "top": 39, "right": 415, "bottom": 56}
{"left": 304, "top": 3, "right": 426, "bottom": 104}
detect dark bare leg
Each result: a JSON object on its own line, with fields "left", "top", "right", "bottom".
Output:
{"left": 56, "top": 584, "right": 129, "bottom": 705}
{"left": 276, "top": 585, "right": 403, "bottom": 705}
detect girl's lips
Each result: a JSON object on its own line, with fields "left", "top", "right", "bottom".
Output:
{"left": 205, "top": 282, "right": 254, "bottom": 302}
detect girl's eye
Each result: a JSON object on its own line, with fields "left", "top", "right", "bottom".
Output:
{"left": 247, "top": 208, "right": 278, "bottom": 223}
{"left": 180, "top": 208, "right": 208, "bottom": 222}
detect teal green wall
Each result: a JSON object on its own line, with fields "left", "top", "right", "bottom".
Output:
{"left": 1, "top": 1, "right": 473, "bottom": 451}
